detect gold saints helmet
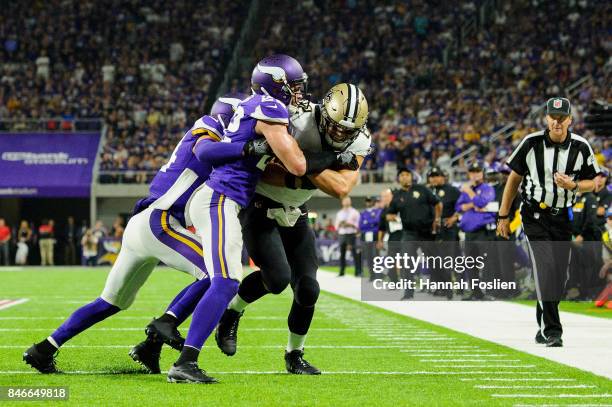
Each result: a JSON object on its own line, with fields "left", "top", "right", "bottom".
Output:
{"left": 320, "top": 83, "right": 369, "bottom": 150}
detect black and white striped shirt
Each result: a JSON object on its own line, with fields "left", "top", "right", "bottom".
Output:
{"left": 506, "top": 129, "right": 600, "bottom": 208}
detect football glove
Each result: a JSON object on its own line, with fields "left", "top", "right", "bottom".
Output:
{"left": 335, "top": 151, "right": 359, "bottom": 171}
{"left": 243, "top": 139, "right": 272, "bottom": 156}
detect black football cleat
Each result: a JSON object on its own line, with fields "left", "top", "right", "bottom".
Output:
{"left": 129, "top": 340, "right": 162, "bottom": 374}
{"left": 215, "top": 309, "right": 243, "bottom": 356}
{"left": 145, "top": 318, "right": 184, "bottom": 351}
{"left": 535, "top": 331, "right": 546, "bottom": 344}
{"left": 23, "top": 344, "right": 59, "bottom": 374}
{"left": 167, "top": 362, "right": 218, "bottom": 384}
{"left": 546, "top": 336, "right": 563, "bottom": 347}
{"left": 285, "top": 349, "right": 321, "bottom": 375}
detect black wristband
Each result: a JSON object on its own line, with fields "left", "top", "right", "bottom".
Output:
{"left": 303, "top": 150, "right": 337, "bottom": 174}
{"left": 497, "top": 213, "right": 509, "bottom": 220}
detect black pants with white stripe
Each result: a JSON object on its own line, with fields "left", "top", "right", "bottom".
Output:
{"left": 522, "top": 205, "right": 572, "bottom": 339}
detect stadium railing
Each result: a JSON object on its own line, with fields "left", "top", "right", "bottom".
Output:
{"left": 0, "top": 118, "right": 103, "bottom": 133}
{"left": 98, "top": 171, "right": 157, "bottom": 184}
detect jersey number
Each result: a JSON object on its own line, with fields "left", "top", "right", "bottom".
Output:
{"left": 226, "top": 106, "right": 245, "bottom": 133}
{"left": 256, "top": 155, "right": 273, "bottom": 171}
{"left": 160, "top": 135, "right": 186, "bottom": 172}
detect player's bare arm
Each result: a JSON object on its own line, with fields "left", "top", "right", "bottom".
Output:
{"left": 307, "top": 155, "right": 364, "bottom": 199}
{"left": 255, "top": 120, "right": 306, "bottom": 176}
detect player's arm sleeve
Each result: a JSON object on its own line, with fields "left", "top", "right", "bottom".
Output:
{"left": 577, "top": 142, "right": 601, "bottom": 180}
{"left": 506, "top": 137, "right": 531, "bottom": 176}
{"left": 473, "top": 184, "right": 495, "bottom": 208}
{"left": 193, "top": 136, "right": 245, "bottom": 165}
{"left": 303, "top": 150, "right": 342, "bottom": 174}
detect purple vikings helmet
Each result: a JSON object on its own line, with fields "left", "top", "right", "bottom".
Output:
{"left": 250, "top": 54, "right": 308, "bottom": 106}
{"left": 210, "top": 92, "right": 248, "bottom": 128}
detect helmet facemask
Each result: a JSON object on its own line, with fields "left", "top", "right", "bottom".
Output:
{"left": 288, "top": 74, "right": 310, "bottom": 109}
{"left": 320, "top": 108, "right": 362, "bottom": 151}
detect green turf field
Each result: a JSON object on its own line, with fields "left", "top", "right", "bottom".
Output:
{"left": 0, "top": 267, "right": 611, "bottom": 406}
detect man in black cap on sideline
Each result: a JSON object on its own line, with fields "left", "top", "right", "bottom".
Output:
{"left": 377, "top": 189, "right": 402, "bottom": 283}
{"left": 386, "top": 168, "right": 442, "bottom": 299}
{"left": 428, "top": 166, "right": 461, "bottom": 298}
{"left": 498, "top": 97, "right": 600, "bottom": 347}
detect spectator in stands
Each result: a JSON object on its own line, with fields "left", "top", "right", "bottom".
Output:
{"left": 15, "top": 220, "right": 32, "bottom": 266}
{"left": 1, "top": 0, "right": 608, "bottom": 184}
{"left": 323, "top": 216, "right": 337, "bottom": 239}
{"left": 92, "top": 220, "right": 108, "bottom": 240}
{"left": 81, "top": 229, "right": 99, "bottom": 267}
{"left": 0, "top": 218, "right": 11, "bottom": 266}
{"left": 38, "top": 219, "right": 55, "bottom": 266}
{"left": 112, "top": 216, "right": 125, "bottom": 239}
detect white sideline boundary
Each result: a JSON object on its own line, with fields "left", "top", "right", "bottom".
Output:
{"left": 317, "top": 270, "right": 612, "bottom": 380}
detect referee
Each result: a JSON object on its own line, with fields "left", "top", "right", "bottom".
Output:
{"left": 497, "top": 97, "right": 600, "bottom": 347}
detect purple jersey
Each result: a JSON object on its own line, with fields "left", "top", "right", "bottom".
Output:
{"left": 206, "top": 94, "right": 289, "bottom": 207}
{"left": 134, "top": 115, "right": 224, "bottom": 226}
{"left": 360, "top": 207, "right": 383, "bottom": 234}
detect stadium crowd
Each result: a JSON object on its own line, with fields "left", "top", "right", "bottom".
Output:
{"left": 0, "top": 0, "right": 247, "bottom": 182}
{"left": 241, "top": 0, "right": 611, "bottom": 181}
{"left": 0, "top": 0, "right": 609, "bottom": 183}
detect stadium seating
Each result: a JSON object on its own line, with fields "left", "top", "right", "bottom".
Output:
{"left": 0, "top": 0, "right": 609, "bottom": 183}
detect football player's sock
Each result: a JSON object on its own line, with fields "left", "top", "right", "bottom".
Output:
{"left": 228, "top": 294, "right": 249, "bottom": 313}
{"left": 286, "top": 332, "right": 307, "bottom": 352}
{"left": 182, "top": 278, "right": 239, "bottom": 352}
{"left": 175, "top": 345, "right": 200, "bottom": 365}
{"left": 167, "top": 277, "right": 211, "bottom": 325}
{"left": 288, "top": 299, "right": 315, "bottom": 336}
{"left": 166, "top": 281, "right": 196, "bottom": 310}
{"left": 35, "top": 338, "right": 58, "bottom": 355}
{"left": 237, "top": 270, "right": 269, "bottom": 303}
{"left": 49, "top": 297, "right": 120, "bottom": 349}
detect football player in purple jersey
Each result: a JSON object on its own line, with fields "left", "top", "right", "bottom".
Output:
{"left": 168, "top": 55, "right": 357, "bottom": 383}
{"left": 215, "top": 82, "right": 370, "bottom": 375}
{"left": 22, "top": 94, "right": 270, "bottom": 374}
